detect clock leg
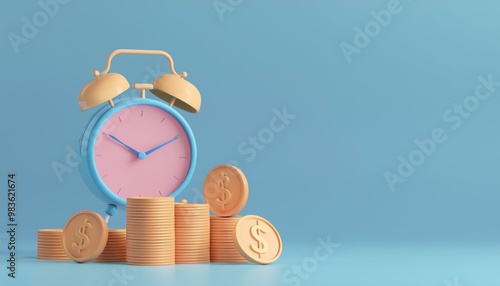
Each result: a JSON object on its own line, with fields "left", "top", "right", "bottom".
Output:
{"left": 104, "top": 204, "right": 117, "bottom": 223}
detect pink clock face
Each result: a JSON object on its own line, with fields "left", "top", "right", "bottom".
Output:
{"left": 93, "top": 104, "right": 192, "bottom": 199}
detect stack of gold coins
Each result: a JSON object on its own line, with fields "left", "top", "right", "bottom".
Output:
{"left": 94, "top": 229, "right": 126, "bottom": 262}
{"left": 37, "top": 229, "right": 70, "bottom": 260}
{"left": 175, "top": 199, "right": 210, "bottom": 264}
{"left": 126, "top": 197, "right": 175, "bottom": 266}
{"left": 210, "top": 216, "right": 247, "bottom": 262}
{"left": 204, "top": 165, "right": 249, "bottom": 263}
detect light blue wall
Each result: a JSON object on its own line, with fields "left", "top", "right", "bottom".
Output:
{"left": 1, "top": 0, "right": 500, "bottom": 252}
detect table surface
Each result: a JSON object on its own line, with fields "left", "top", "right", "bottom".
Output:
{"left": 0, "top": 242, "right": 498, "bottom": 286}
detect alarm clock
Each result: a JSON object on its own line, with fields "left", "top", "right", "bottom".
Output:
{"left": 76, "top": 49, "right": 201, "bottom": 221}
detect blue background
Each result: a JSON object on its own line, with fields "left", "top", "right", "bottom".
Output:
{"left": 1, "top": 0, "right": 500, "bottom": 285}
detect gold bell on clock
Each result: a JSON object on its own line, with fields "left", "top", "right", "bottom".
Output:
{"left": 78, "top": 49, "right": 201, "bottom": 113}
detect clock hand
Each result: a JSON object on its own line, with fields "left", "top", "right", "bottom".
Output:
{"left": 106, "top": 133, "right": 140, "bottom": 156}
{"left": 145, "top": 135, "right": 180, "bottom": 155}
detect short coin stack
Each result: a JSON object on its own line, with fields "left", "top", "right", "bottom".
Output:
{"left": 94, "top": 229, "right": 126, "bottom": 262}
{"left": 175, "top": 200, "right": 210, "bottom": 264}
{"left": 210, "top": 216, "right": 247, "bottom": 262}
{"left": 37, "top": 229, "right": 70, "bottom": 260}
{"left": 126, "top": 197, "right": 175, "bottom": 266}
{"left": 204, "top": 165, "right": 249, "bottom": 263}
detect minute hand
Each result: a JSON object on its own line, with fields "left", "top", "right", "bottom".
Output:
{"left": 145, "top": 135, "right": 180, "bottom": 155}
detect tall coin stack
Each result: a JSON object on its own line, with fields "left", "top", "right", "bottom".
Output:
{"left": 94, "top": 229, "right": 126, "bottom": 262}
{"left": 210, "top": 216, "right": 247, "bottom": 262}
{"left": 175, "top": 200, "right": 210, "bottom": 264}
{"left": 204, "top": 165, "right": 250, "bottom": 263}
{"left": 37, "top": 229, "right": 70, "bottom": 260}
{"left": 126, "top": 197, "right": 175, "bottom": 266}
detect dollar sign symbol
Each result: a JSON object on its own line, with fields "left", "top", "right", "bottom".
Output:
{"left": 72, "top": 218, "right": 91, "bottom": 254}
{"left": 215, "top": 172, "right": 232, "bottom": 209}
{"left": 250, "top": 220, "right": 269, "bottom": 258}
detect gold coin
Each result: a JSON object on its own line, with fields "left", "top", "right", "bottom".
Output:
{"left": 37, "top": 242, "right": 63, "bottom": 246}
{"left": 126, "top": 218, "right": 173, "bottom": 221}
{"left": 126, "top": 232, "right": 174, "bottom": 236}
{"left": 126, "top": 257, "right": 174, "bottom": 261}
{"left": 176, "top": 261, "right": 209, "bottom": 264}
{"left": 127, "top": 243, "right": 174, "bottom": 247}
{"left": 210, "top": 259, "right": 247, "bottom": 263}
{"left": 126, "top": 261, "right": 174, "bottom": 266}
{"left": 210, "top": 235, "right": 234, "bottom": 239}
{"left": 62, "top": 210, "right": 109, "bottom": 263}
{"left": 38, "top": 229, "right": 63, "bottom": 233}
{"left": 209, "top": 250, "right": 242, "bottom": 254}
{"left": 176, "top": 252, "right": 209, "bottom": 257}
{"left": 175, "top": 236, "right": 209, "bottom": 240}
{"left": 175, "top": 210, "right": 208, "bottom": 214}
{"left": 127, "top": 250, "right": 174, "bottom": 255}
{"left": 176, "top": 234, "right": 209, "bottom": 237}
{"left": 210, "top": 229, "right": 235, "bottom": 233}
{"left": 37, "top": 253, "right": 68, "bottom": 256}
{"left": 176, "top": 256, "right": 210, "bottom": 260}
{"left": 203, "top": 165, "right": 248, "bottom": 217}
{"left": 210, "top": 229, "right": 236, "bottom": 233}
{"left": 175, "top": 210, "right": 209, "bottom": 213}
{"left": 126, "top": 213, "right": 173, "bottom": 216}
{"left": 176, "top": 248, "right": 209, "bottom": 252}
{"left": 125, "top": 234, "right": 173, "bottom": 239}
{"left": 210, "top": 216, "right": 242, "bottom": 221}
{"left": 175, "top": 245, "right": 209, "bottom": 250}
{"left": 175, "top": 227, "right": 209, "bottom": 231}
{"left": 176, "top": 235, "right": 208, "bottom": 239}
{"left": 210, "top": 241, "right": 236, "bottom": 245}
{"left": 175, "top": 215, "right": 209, "bottom": 219}
{"left": 97, "top": 252, "right": 126, "bottom": 256}
{"left": 126, "top": 257, "right": 174, "bottom": 262}
{"left": 37, "top": 256, "right": 71, "bottom": 261}
{"left": 126, "top": 209, "right": 173, "bottom": 213}
{"left": 127, "top": 252, "right": 174, "bottom": 256}
{"left": 175, "top": 205, "right": 209, "bottom": 210}
{"left": 127, "top": 250, "right": 175, "bottom": 259}
{"left": 126, "top": 224, "right": 174, "bottom": 228}
{"left": 127, "top": 241, "right": 174, "bottom": 246}
{"left": 127, "top": 243, "right": 175, "bottom": 248}
{"left": 210, "top": 248, "right": 240, "bottom": 253}
{"left": 127, "top": 256, "right": 174, "bottom": 260}
{"left": 126, "top": 224, "right": 174, "bottom": 229}
{"left": 176, "top": 242, "right": 209, "bottom": 246}
{"left": 233, "top": 215, "right": 282, "bottom": 265}
{"left": 175, "top": 223, "right": 209, "bottom": 228}
{"left": 127, "top": 251, "right": 174, "bottom": 256}
{"left": 175, "top": 228, "right": 209, "bottom": 233}
{"left": 176, "top": 258, "right": 210, "bottom": 262}
{"left": 127, "top": 208, "right": 173, "bottom": 212}
{"left": 127, "top": 196, "right": 174, "bottom": 202}
{"left": 126, "top": 236, "right": 174, "bottom": 240}
{"left": 210, "top": 256, "right": 246, "bottom": 259}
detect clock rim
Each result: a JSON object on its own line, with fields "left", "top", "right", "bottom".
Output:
{"left": 79, "top": 98, "right": 197, "bottom": 208}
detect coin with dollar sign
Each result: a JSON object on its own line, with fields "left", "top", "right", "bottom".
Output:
{"left": 203, "top": 165, "right": 249, "bottom": 217}
{"left": 233, "top": 215, "right": 282, "bottom": 264}
{"left": 62, "top": 210, "right": 109, "bottom": 263}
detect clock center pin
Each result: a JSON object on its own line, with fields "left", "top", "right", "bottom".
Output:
{"left": 138, "top": 152, "right": 147, "bottom": 160}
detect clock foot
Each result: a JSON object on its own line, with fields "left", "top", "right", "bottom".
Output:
{"left": 104, "top": 204, "right": 117, "bottom": 224}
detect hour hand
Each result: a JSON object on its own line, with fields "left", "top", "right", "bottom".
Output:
{"left": 105, "top": 133, "right": 140, "bottom": 156}
{"left": 145, "top": 135, "right": 180, "bottom": 155}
